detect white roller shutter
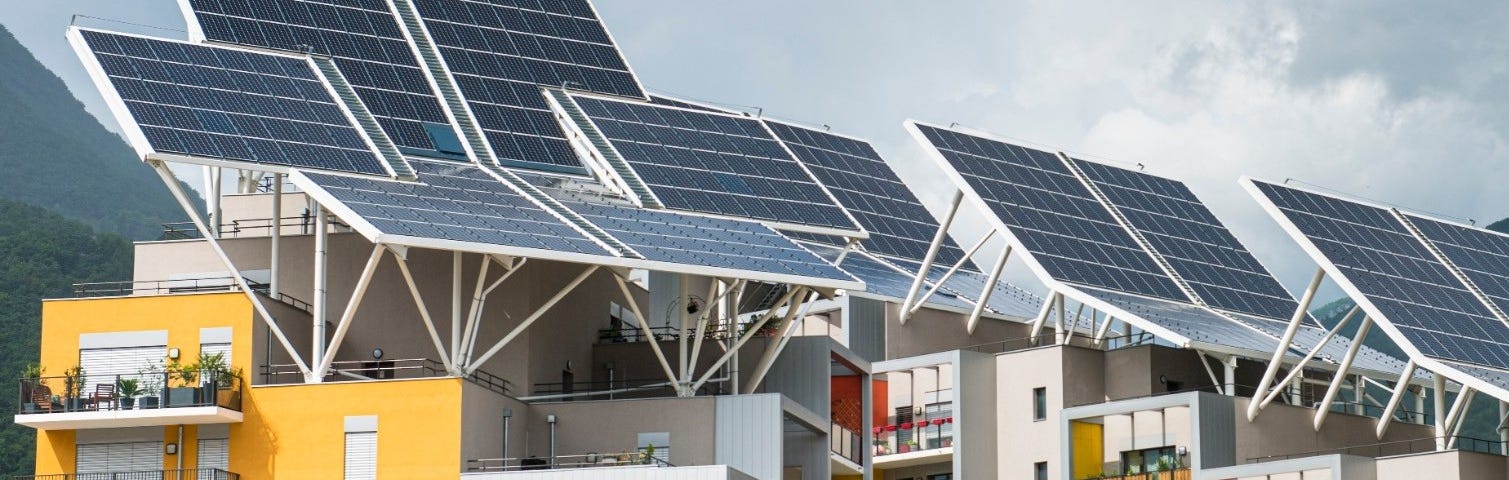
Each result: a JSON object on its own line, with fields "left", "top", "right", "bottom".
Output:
{"left": 76, "top": 441, "right": 162, "bottom": 474}
{"left": 200, "top": 343, "right": 232, "bottom": 365}
{"left": 198, "top": 438, "right": 229, "bottom": 471}
{"left": 344, "top": 432, "right": 377, "bottom": 480}
{"left": 79, "top": 346, "right": 166, "bottom": 388}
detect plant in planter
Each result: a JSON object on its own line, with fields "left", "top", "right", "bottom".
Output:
{"left": 116, "top": 378, "right": 141, "bottom": 410}
{"left": 61, "top": 366, "right": 86, "bottom": 411}
{"left": 138, "top": 361, "right": 164, "bottom": 409}
{"left": 165, "top": 358, "right": 200, "bottom": 407}
{"left": 20, "top": 363, "right": 44, "bottom": 413}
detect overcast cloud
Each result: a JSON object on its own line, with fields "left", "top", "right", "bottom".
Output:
{"left": 4, "top": 1, "right": 1507, "bottom": 301}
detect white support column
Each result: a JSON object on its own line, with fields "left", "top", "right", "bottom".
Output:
{"left": 311, "top": 203, "right": 329, "bottom": 381}
{"left": 742, "top": 290, "right": 817, "bottom": 393}
{"left": 467, "top": 265, "right": 601, "bottom": 374}
{"left": 900, "top": 191, "right": 963, "bottom": 323}
{"left": 1499, "top": 401, "right": 1509, "bottom": 455}
{"left": 1376, "top": 360, "right": 1417, "bottom": 439}
{"left": 1249, "top": 267, "right": 1326, "bottom": 421}
{"left": 151, "top": 161, "right": 310, "bottom": 376}
{"left": 690, "top": 287, "right": 805, "bottom": 393}
{"left": 210, "top": 166, "right": 223, "bottom": 238}
{"left": 688, "top": 279, "right": 741, "bottom": 384}
{"left": 1223, "top": 355, "right": 1238, "bottom": 396}
{"left": 457, "top": 256, "right": 492, "bottom": 366}
{"left": 1260, "top": 308, "right": 1357, "bottom": 409}
{"left": 614, "top": 274, "right": 679, "bottom": 390}
{"left": 1054, "top": 293, "right": 1066, "bottom": 341}
{"left": 313, "top": 245, "right": 385, "bottom": 380}
{"left": 1093, "top": 314, "right": 1115, "bottom": 346}
{"left": 270, "top": 173, "right": 283, "bottom": 298}
{"left": 1354, "top": 377, "right": 1368, "bottom": 415}
{"left": 678, "top": 274, "right": 690, "bottom": 388}
{"left": 1030, "top": 292, "right": 1060, "bottom": 343}
{"left": 451, "top": 251, "right": 463, "bottom": 367}
{"left": 1315, "top": 317, "right": 1372, "bottom": 430}
{"left": 1060, "top": 303, "right": 1085, "bottom": 345}
{"left": 393, "top": 249, "right": 453, "bottom": 372}
{"left": 463, "top": 257, "right": 525, "bottom": 362}
{"left": 1444, "top": 388, "right": 1476, "bottom": 450}
{"left": 1433, "top": 374, "right": 1449, "bottom": 447}
{"left": 966, "top": 245, "right": 1011, "bottom": 334}
{"left": 909, "top": 229, "right": 994, "bottom": 317}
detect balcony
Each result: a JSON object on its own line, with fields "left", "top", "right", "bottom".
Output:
{"left": 872, "top": 416, "right": 954, "bottom": 468}
{"left": 830, "top": 423, "right": 863, "bottom": 475}
{"left": 13, "top": 468, "right": 239, "bottom": 479}
{"left": 261, "top": 358, "right": 511, "bottom": 396}
{"left": 1097, "top": 468, "right": 1191, "bottom": 480}
{"left": 15, "top": 370, "right": 243, "bottom": 430}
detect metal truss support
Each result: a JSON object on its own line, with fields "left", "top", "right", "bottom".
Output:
{"left": 688, "top": 279, "right": 744, "bottom": 384}
{"left": 312, "top": 204, "right": 329, "bottom": 378}
{"left": 1249, "top": 267, "right": 1326, "bottom": 421}
{"left": 909, "top": 229, "right": 995, "bottom": 317}
{"left": 270, "top": 173, "right": 283, "bottom": 298}
{"left": 613, "top": 274, "right": 679, "bottom": 392}
{"left": 1376, "top": 360, "right": 1417, "bottom": 439}
{"left": 690, "top": 287, "right": 805, "bottom": 394}
{"left": 1093, "top": 313, "right": 1116, "bottom": 346}
{"left": 1259, "top": 306, "right": 1358, "bottom": 409}
{"left": 966, "top": 245, "right": 1012, "bottom": 334}
{"left": 312, "top": 245, "right": 385, "bottom": 381}
{"left": 1433, "top": 374, "right": 1448, "bottom": 441}
{"left": 1060, "top": 303, "right": 1085, "bottom": 345}
{"left": 392, "top": 248, "right": 454, "bottom": 373}
{"left": 678, "top": 274, "right": 691, "bottom": 390}
{"left": 1197, "top": 351, "right": 1223, "bottom": 392}
{"left": 900, "top": 191, "right": 962, "bottom": 323}
{"left": 743, "top": 289, "right": 820, "bottom": 393}
{"left": 456, "top": 256, "right": 492, "bottom": 365}
{"left": 1030, "top": 292, "right": 1061, "bottom": 344}
{"left": 151, "top": 161, "right": 310, "bottom": 377}
{"left": 1444, "top": 387, "right": 1477, "bottom": 450}
{"left": 1315, "top": 316, "right": 1373, "bottom": 430}
{"left": 466, "top": 265, "right": 601, "bottom": 374}
{"left": 209, "top": 166, "right": 222, "bottom": 238}
{"left": 460, "top": 256, "right": 526, "bottom": 366}
{"left": 1498, "top": 401, "right": 1509, "bottom": 454}
{"left": 451, "top": 252, "right": 463, "bottom": 370}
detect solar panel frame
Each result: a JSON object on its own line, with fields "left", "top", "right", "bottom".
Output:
{"left": 1069, "top": 284, "right": 1289, "bottom": 356}
{"left": 801, "top": 244, "right": 979, "bottom": 313}
{"left": 70, "top": 27, "right": 392, "bottom": 176}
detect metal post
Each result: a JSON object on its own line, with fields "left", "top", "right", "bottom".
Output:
{"left": 1434, "top": 374, "right": 1448, "bottom": 448}
{"left": 547, "top": 414, "right": 558, "bottom": 466}
{"left": 501, "top": 408, "right": 512, "bottom": 461}
{"left": 1500, "top": 401, "right": 1509, "bottom": 455}
{"left": 210, "top": 166, "right": 222, "bottom": 238}
{"left": 1223, "top": 356, "right": 1238, "bottom": 396}
{"left": 1315, "top": 317, "right": 1371, "bottom": 430}
{"left": 452, "top": 252, "right": 463, "bottom": 367}
{"left": 311, "top": 203, "right": 328, "bottom": 382}
{"left": 678, "top": 274, "right": 690, "bottom": 392}
{"left": 1376, "top": 360, "right": 1416, "bottom": 439}
{"left": 900, "top": 191, "right": 963, "bottom": 323}
{"left": 909, "top": 229, "right": 994, "bottom": 316}
{"left": 270, "top": 173, "right": 283, "bottom": 298}
{"left": 966, "top": 245, "right": 1011, "bottom": 334}
{"left": 1249, "top": 267, "right": 1326, "bottom": 421}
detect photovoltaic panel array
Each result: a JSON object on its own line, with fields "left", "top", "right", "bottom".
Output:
{"left": 767, "top": 120, "right": 966, "bottom": 265}
{"left": 303, "top": 159, "right": 608, "bottom": 254}
{"left": 803, "top": 244, "right": 976, "bottom": 311}
{"left": 1406, "top": 215, "right": 1509, "bottom": 317}
{"left": 186, "top": 0, "right": 458, "bottom": 156}
{"left": 512, "top": 173, "right": 857, "bottom": 282}
{"left": 1252, "top": 180, "right": 1509, "bottom": 369}
{"left": 1073, "top": 158, "right": 1298, "bottom": 320}
{"left": 77, "top": 29, "right": 386, "bottom": 175}
{"left": 912, "top": 123, "right": 1186, "bottom": 302}
{"left": 924, "top": 266, "right": 1044, "bottom": 319}
{"left": 1077, "top": 286, "right": 1287, "bottom": 354}
{"left": 570, "top": 95, "right": 858, "bottom": 231}
{"left": 410, "top": 0, "right": 644, "bottom": 172}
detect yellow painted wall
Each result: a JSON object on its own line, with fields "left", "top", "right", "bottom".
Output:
{"left": 34, "top": 292, "right": 254, "bottom": 475}
{"left": 232, "top": 378, "right": 464, "bottom": 478}
{"left": 1071, "top": 421, "right": 1105, "bottom": 479}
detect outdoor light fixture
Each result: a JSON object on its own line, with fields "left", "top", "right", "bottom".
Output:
{"left": 547, "top": 414, "right": 558, "bottom": 466}
{"left": 371, "top": 347, "right": 384, "bottom": 359}
{"left": 164, "top": 443, "right": 177, "bottom": 455}
{"left": 167, "top": 348, "right": 180, "bottom": 360}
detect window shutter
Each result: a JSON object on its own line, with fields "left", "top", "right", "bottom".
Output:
{"left": 344, "top": 432, "right": 377, "bottom": 479}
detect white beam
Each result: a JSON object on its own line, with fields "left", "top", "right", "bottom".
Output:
{"left": 1061, "top": 303, "right": 1086, "bottom": 345}
{"left": 392, "top": 249, "right": 453, "bottom": 373}
{"left": 1249, "top": 267, "right": 1326, "bottom": 421}
{"left": 1030, "top": 292, "right": 1061, "bottom": 343}
{"left": 1315, "top": 317, "right": 1372, "bottom": 431}
{"left": 1433, "top": 374, "right": 1449, "bottom": 448}
{"left": 209, "top": 166, "right": 222, "bottom": 238}
{"left": 463, "top": 257, "right": 526, "bottom": 362}
{"left": 1376, "top": 360, "right": 1417, "bottom": 439}
{"left": 1260, "top": 306, "right": 1358, "bottom": 408}
{"left": 1093, "top": 313, "right": 1115, "bottom": 346}
{"left": 1223, "top": 355, "right": 1238, "bottom": 396}
{"left": 900, "top": 190, "right": 962, "bottom": 323}
{"left": 451, "top": 251, "right": 463, "bottom": 368}
{"left": 742, "top": 290, "right": 817, "bottom": 393}
{"left": 966, "top": 245, "right": 1011, "bottom": 334}
{"left": 1443, "top": 387, "right": 1476, "bottom": 450}
{"left": 614, "top": 274, "right": 679, "bottom": 389}
{"left": 688, "top": 279, "right": 742, "bottom": 387}
{"left": 270, "top": 173, "right": 283, "bottom": 297}
{"left": 457, "top": 256, "right": 492, "bottom": 366}
{"left": 313, "top": 245, "right": 385, "bottom": 380}
{"left": 690, "top": 286, "right": 805, "bottom": 393}
{"left": 908, "top": 229, "right": 994, "bottom": 317}
{"left": 467, "top": 265, "right": 601, "bottom": 374}
{"left": 311, "top": 203, "right": 329, "bottom": 380}
{"left": 151, "top": 162, "right": 309, "bottom": 376}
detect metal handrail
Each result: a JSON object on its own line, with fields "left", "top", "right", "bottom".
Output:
{"left": 830, "top": 423, "right": 863, "bottom": 464}
{"left": 11, "top": 468, "right": 239, "bottom": 480}
{"left": 960, "top": 331, "right": 1156, "bottom": 355}
{"left": 1246, "top": 435, "right": 1505, "bottom": 463}
{"left": 596, "top": 325, "right": 735, "bottom": 344}
{"left": 259, "top": 358, "right": 511, "bottom": 395}
{"left": 19, "top": 370, "right": 243, "bottom": 415}
{"left": 160, "top": 215, "right": 349, "bottom": 240}
{"left": 466, "top": 452, "right": 675, "bottom": 472}
{"left": 72, "top": 276, "right": 242, "bottom": 298}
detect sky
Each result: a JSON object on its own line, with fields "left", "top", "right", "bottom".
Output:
{"left": 3, "top": 1, "right": 1508, "bottom": 303}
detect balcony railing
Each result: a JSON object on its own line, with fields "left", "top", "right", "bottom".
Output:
{"left": 72, "top": 277, "right": 242, "bottom": 298}
{"left": 466, "top": 452, "right": 674, "bottom": 472}
{"left": 18, "top": 370, "right": 243, "bottom": 415}
{"left": 596, "top": 325, "right": 736, "bottom": 344}
{"left": 873, "top": 417, "right": 953, "bottom": 457}
{"left": 260, "top": 358, "right": 511, "bottom": 396}
{"left": 1246, "top": 435, "right": 1505, "bottom": 463}
{"left": 13, "top": 468, "right": 239, "bottom": 479}
{"left": 1097, "top": 468, "right": 1191, "bottom": 480}
{"left": 831, "top": 423, "right": 862, "bottom": 465}
{"left": 159, "top": 215, "right": 341, "bottom": 241}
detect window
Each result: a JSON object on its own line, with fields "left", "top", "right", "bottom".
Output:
{"left": 1121, "top": 446, "right": 1178, "bottom": 475}
{"left": 344, "top": 415, "right": 377, "bottom": 480}
{"left": 1033, "top": 387, "right": 1047, "bottom": 421}
{"left": 1034, "top": 461, "right": 1048, "bottom": 480}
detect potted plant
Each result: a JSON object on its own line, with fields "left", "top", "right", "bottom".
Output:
{"left": 62, "top": 366, "right": 85, "bottom": 411}
{"left": 166, "top": 358, "right": 199, "bottom": 407}
{"left": 642, "top": 443, "right": 655, "bottom": 464}
{"left": 20, "top": 363, "right": 44, "bottom": 413}
{"left": 116, "top": 378, "right": 141, "bottom": 410}
{"left": 138, "top": 361, "right": 164, "bottom": 409}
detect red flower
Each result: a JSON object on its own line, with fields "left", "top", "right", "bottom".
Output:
{"left": 900, "top": 422, "right": 913, "bottom": 429}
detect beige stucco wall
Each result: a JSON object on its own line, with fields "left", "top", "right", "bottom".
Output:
{"left": 1376, "top": 450, "right": 1509, "bottom": 480}
{"left": 523, "top": 396, "right": 718, "bottom": 467}
{"left": 998, "top": 346, "right": 1071, "bottom": 480}
{"left": 1232, "top": 397, "right": 1433, "bottom": 463}
{"left": 884, "top": 302, "right": 1032, "bottom": 358}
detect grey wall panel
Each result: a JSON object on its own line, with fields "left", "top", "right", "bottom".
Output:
{"left": 846, "top": 297, "right": 886, "bottom": 362}
{"left": 763, "top": 336, "right": 830, "bottom": 419}
{"left": 956, "top": 350, "right": 999, "bottom": 479}
{"left": 716, "top": 394, "right": 784, "bottom": 480}
{"left": 1196, "top": 392, "right": 1236, "bottom": 469}
{"left": 783, "top": 429, "right": 830, "bottom": 480}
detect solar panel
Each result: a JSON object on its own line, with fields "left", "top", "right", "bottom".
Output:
{"left": 186, "top": 0, "right": 460, "bottom": 157}
{"left": 1077, "top": 286, "right": 1285, "bottom": 354}
{"left": 911, "top": 123, "right": 1186, "bottom": 302}
{"left": 803, "top": 245, "right": 976, "bottom": 312}
{"left": 1222, "top": 310, "right": 1412, "bottom": 376}
{"left": 1073, "top": 158, "right": 1298, "bottom": 320}
{"left": 409, "top": 0, "right": 644, "bottom": 173}
{"left": 927, "top": 267, "right": 1044, "bottom": 319}
{"left": 512, "top": 173, "right": 856, "bottom": 282}
{"left": 302, "top": 159, "right": 609, "bottom": 254}
{"left": 1252, "top": 180, "right": 1509, "bottom": 369}
{"left": 767, "top": 120, "right": 966, "bottom": 265}
{"left": 1405, "top": 214, "right": 1509, "bottom": 318}
{"left": 569, "top": 95, "right": 858, "bottom": 231}
{"left": 77, "top": 29, "right": 387, "bottom": 175}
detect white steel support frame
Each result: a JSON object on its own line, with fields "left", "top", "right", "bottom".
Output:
{"left": 1248, "top": 267, "right": 1327, "bottom": 421}
{"left": 1443, "top": 386, "right": 1477, "bottom": 450}
{"left": 270, "top": 173, "right": 283, "bottom": 297}
{"left": 311, "top": 203, "right": 329, "bottom": 380}
{"left": 899, "top": 190, "right": 963, "bottom": 323}
{"left": 743, "top": 289, "right": 820, "bottom": 393}
{"left": 1315, "top": 316, "right": 1373, "bottom": 430}
{"left": 392, "top": 248, "right": 455, "bottom": 373}
{"left": 312, "top": 245, "right": 386, "bottom": 381}
{"left": 678, "top": 274, "right": 690, "bottom": 389}
{"left": 687, "top": 279, "right": 745, "bottom": 386}
{"left": 1257, "top": 306, "right": 1360, "bottom": 409}
{"left": 908, "top": 229, "right": 995, "bottom": 317}
{"left": 209, "top": 166, "right": 222, "bottom": 238}
{"left": 689, "top": 286, "right": 806, "bottom": 394}
{"left": 1376, "top": 360, "right": 1418, "bottom": 439}
{"left": 466, "top": 265, "right": 602, "bottom": 374}
{"left": 1197, "top": 351, "right": 1224, "bottom": 391}
{"left": 461, "top": 256, "right": 526, "bottom": 366}
{"left": 1433, "top": 374, "right": 1448, "bottom": 441}
{"left": 1060, "top": 302, "right": 1086, "bottom": 345}
{"left": 1093, "top": 312, "right": 1117, "bottom": 346}
{"left": 613, "top": 274, "right": 680, "bottom": 392}
{"left": 1030, "top": 291, "right": 1062, "bottom": 343}
{"left": 1223, "top": 355, "right": 1239, "bottom": 395}
{"left": 150, "top": 161, "right": 310, "bottom": 377}
{"left": 966, "top": 245, "right": 1012, "bottom": 334}
{"left": 456, "top": 255, "right": 491, "bottom": 368}
{"left": 451, "top": 252, "right": 464, "bottom": 369}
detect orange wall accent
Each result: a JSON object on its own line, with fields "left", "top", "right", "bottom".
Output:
{"left": 831, "top": 376, "right": 889, "bottom": 427}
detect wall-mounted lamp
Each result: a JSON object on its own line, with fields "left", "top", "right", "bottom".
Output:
{"left": 167, "top": 348, "right": 180, "bottom": 360}
{"left": 372, "top": 347, "right": 384, "bottom": 360}
{"left": 164, "top": 443, "right": 178, "bottom": 455}
{"left": 546, "top": 414, "right": 559, "bottom": 466}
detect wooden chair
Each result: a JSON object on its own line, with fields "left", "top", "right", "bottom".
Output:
{"left": 90, "top": 383, "right": 115, "bottom": 411}
{"left": 29, "top": 385, "right": 53, "bottom": 413}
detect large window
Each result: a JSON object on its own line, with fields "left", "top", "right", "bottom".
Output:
{"left": 1121, "top": 446, "right": 1178, "bottom": 474}
{"left": 1034, "top": 461, "right": 1048, "bottom": 480}
{"left": 1032, "top": 387, "right": 1047, "bottom": 421}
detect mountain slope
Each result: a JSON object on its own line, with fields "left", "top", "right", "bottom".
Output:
{"left": 0, "top": 24, "right": 184, "bottom": 240}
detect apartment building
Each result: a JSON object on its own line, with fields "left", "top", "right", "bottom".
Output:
{"left": 15, "top": 0, "right": 1509, "bottom": 479}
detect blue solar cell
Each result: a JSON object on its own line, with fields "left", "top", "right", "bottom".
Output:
{"left": 571, "top": 95, "right": 857, "bottom": 231}
{"left": 768, "top": 120, "right": 967, "bottom": 265}
{"left": 1253, "top": 180, "right": 1509, "bottom": 369}
{"left": 186, "top": 0, "right": 455, "bottom": 155}
{"left": 79, "top": 30, "right": 386, "bottom": 175}
{"left": 803, "top": 246, "right": 977, "bottom": 312}
{"left": 1078, "top": 286, "right": 1284, "bottom": 354}
{"left": 410, "top": 0, "right": 643, "bottom": 173}
{"left": 912, "top": 124, "right": 1186, "bottom": 302}
{"left": 304, "top": 159, "right": 608, "bottom": 254}
{"left": 1407, "top": 215, "right": 1509, "bottom": 317}
{"left": 1073, "top": 158, "right": 1298, "bottom": 320}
